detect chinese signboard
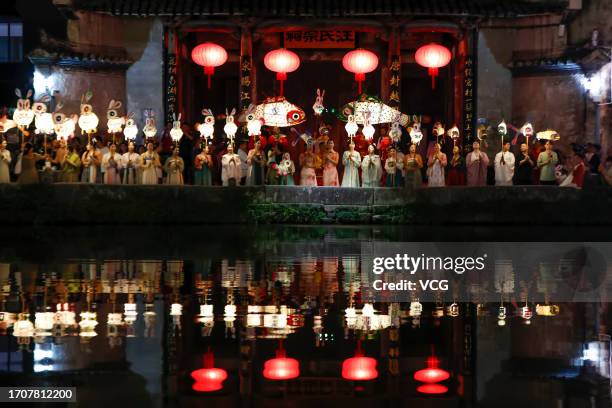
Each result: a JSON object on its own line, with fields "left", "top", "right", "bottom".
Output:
{"left": 284, "top": 30, "right": 355, "bottom": 48}
{"left": 166, "top": 53, "right": 177, "bottom": 124}
{"left": 463, "top": 56, "right": 474, "bottom": 144}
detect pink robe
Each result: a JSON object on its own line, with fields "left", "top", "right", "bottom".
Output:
{"left": 466, "top": 151, "right": 489, "bottom": 186}
{"left": 322, "top": 151, "right": 339, "bottom": 186}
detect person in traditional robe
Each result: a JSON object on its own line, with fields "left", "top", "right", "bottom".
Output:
{"left": 51, "top": 140, "right": 67, "bottom": 171}
{"left": 120, "top": 142, "right": 140, "bottom": 184}
{"left": 81, "top": 143, "right": 101, "bottom": 183}
{"left": 341, "top": 141, "right": 361, "bottom": 188}
{"left": 404, "top": 143, "right": 423, "bottom": 189}
{"left": 237, "top": 140, "right": 249, "bottom": 185}
{"left": 0, "top": 140, "right": 11, "bottom": 183}
{"left": 278, "top": 152, "right": 295, "bottom": 185}
{"left": 222, "top": 143, "right": 241, "bottom": 186}
{"left": 466, "top": 140, "right": 489, "bottom": 186}
{"left": 194, "top": 145, "right": 213, "bottom": 186}
{"left": 561, "top": 146, "right": 586, "bottom": 188}
{"left": 395, "top": 149, "right": 405, "bottom": 186}
{"left": 322, "top": 140, "right": 339, "bottom": 186}
{"left": 494, "top": 141, "right": 515, "bottom": 186}
{"left": 62, "top": 144, "right": 81, "bottom": 183}
{"left": 361, "top": 144, "right": 382, "bottom": 188}
{"left": 447, "top": 145, "right": 465, "bottom": 186}
{"left": 299, "top": 141, "right": 318, "bottom": 187}
{"left": 246, "top": 139, "right": 266, "bottom": 185}
{"left": 18, "top": 143, "right": 47, "bottom": 184}
{"left": 537, "top": 141, "right": 558, "bottom": 185}
{"left": 266, "top": 148, "right": 281, "bottom": 185}
{"left": 164, "top": 147, "right": 184, "bottom": 185}
{"left": 140, "top": 142, "right": 161, "bottom": 185}
{"left": 514, "top": 143, "right": 534, "bottom": 185}
{"left": 427, "top": 143, "right": 447, "bottom": 187}
{"left": 384, "top": 147, "right": 402, "bottom": 187}
{"left": 102, "top": 143, "right": 122, "bottom": 184}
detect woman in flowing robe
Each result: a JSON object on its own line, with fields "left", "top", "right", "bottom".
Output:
{"left": 164, "top": 148, "right": 184, "bottom": 185}
{"left": 427, "top": 143, "right": 447, "bottom": 187}
{"left": 447, "top": 145, "right": 466, "bottom": 186}
{"left": 80, "top": 143, "right": 101, "bottom": 183}
{"left": 299, "top": 142, "right": 319, "bottom": 187}
{"left": 322, "top": 140, "right": 339, "bottom": 186}
{"left": 341, "top": 141, "right": 361, "bottom": 187}
{"left": 0, "top": 140, "right": 11, "bottom": 183}
{"left": 361, "top": 145, "right": 382, "bottom": 188}
{"left": 466, "top": 140, "right": 489, "bottom": 186}
{"left": 140, "top": 142, "right": 161, "bottom": 185}
{"left": 194, "top": 145, "right": 213, "bottom": 186}
{"left": 221, "top": 144, "right": 241, "bottom": 186}
{"left": 61, "top": 144, "right": 81, "bottom": 182}
{"left": 120, "top": 142, "right": 140, "bottom": 184}
{"left": 403, "top": 143, "right": 423, "bottom": 189}
{"left": 102, "top": 143, "right": 122, "bottom": 184}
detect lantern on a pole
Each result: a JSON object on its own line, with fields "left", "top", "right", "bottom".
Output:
{"left": 264, "top": 48, "right": 300, "bottom": 97}
{"left": 191, "top": 42, "right": 228, "bottom": 89}
{"left": 342, "top": 49, "right": 379, "bottom": 94}
{"left": 415, "top": 43, "right": 452, "bottom": 89}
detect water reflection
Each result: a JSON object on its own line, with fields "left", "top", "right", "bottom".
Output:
{"left": 0, "top": 226, "right": 610, "bottom": 407}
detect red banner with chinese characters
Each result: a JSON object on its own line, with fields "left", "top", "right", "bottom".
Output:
{"left": 284, "top": 30, "right": 355, "bottom": 48}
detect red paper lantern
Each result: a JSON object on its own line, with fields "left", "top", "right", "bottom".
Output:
{"left": 417, "top": 383, "right": 449, "bottom": 394}
{"left": 342, "top": 49, "right": 379, "bottom": 94}
{"left": 413, "top": 355, "right": 450, "bottom": 383}
{"left": 191, "top": 42, "right": 228, "bottom": 89}
{"left": 263, "top": 348, "right": 300, "bottom": 380}
{"left": 264, "top": 48, "right": 301, "bottom": 96}
{"left": 191, "top": 350, "right": 228, "bottom": 392}
{"left": 342, "top": 344, "right": 378, "bottom": 381}
{"left": 415, "top": 43, "right": 452, "bottom": 89}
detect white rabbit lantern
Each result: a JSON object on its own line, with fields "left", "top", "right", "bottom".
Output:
{"left": 389, "top": 120, "right": 402, "bottom": 142}
{"left": 345, "top": 114, "right": 358, "bottom": 142}
{"left": 197, "top": 108, "right": 215, "bottom": 142}
{"left": 362, "top": 111, "right": 375, "bottom": 141}
{"left": 224, "top": 107, "right": 237, "bottom": 144}
{"left": 33, "top": 94, "right": 54, "bottom": 136}
{"left": 53, "top": 102, "right": 78, "bottom": 142}
{"left": 169, "top": 113, "right": 183, "bottom": 143}
{"left": 409, "top": 121, "right": 423, "bottom": 145}
{"left": 78, "top": 91, "right": 99, "bottom": 141}
{"left": 245, "top": 104, "right": 264, "bottom": 137}
{"left": 143, "top": 109, "right": 157, "bottom": 139}
{"left": 123, "top": 112, "right": 138, "bottom": 142}
{"left": 106, "top": 100, "right": 125, "bottom": 134}
{"left": 13, "top": 89, "right": 34, "bottom": 129}
{"left": 312, "top": 88, "right": 325, "bottom": 116}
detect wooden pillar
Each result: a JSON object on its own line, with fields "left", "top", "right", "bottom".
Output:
{"left": 239, "top": 25, "right": 254, "bottom": 110}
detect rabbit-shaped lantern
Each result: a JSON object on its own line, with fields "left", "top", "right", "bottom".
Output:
{"left": 169, "top": 113, "right": 183, "bottom": 144}
{"left": 197, "top": 109, "right": 215, "bottom": 142}
{"left": 123, "top": 112, "right": 138, "bottom": 142}
{"left": 389, "top": 120, "right": 402, "bottom": 142}
{"left": 223, "top": 108, "right": 237, "bottom": 144}
{"left": 78, "top": 91, "right": 99, "bottom": 141}
{"left": 245, "top": 104, "right": 264, "bottom": 137}
{"left": 312, "top": 88, "right": 325, "bottom": 116}
{"left": 107, "top": 100, "right": 125, "bottom": 135}
{"left": 33, "top": 94, "right": 54, "bottom": 136}
{"left": 362, "top": 111, "right": 375, "bottom": 141}
{"left": 410, "top": 121, "right": 423, "bottom": 145}
{"left": 345, "top": 114, "right": 358, "bottom": 142}
{"left": 53, "top": 102, "right": 78, "bottom": 142}
{"left": 143, "top": 109, "right": 157, "bottom": 139}
{"left": 13, "top": 89, "right": 35, "bottom": 142}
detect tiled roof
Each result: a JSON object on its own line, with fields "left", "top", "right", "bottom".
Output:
{"left": 509, "top": 43, "right": 610, "bottom": 76}
{"left": 74, "top": 0, "right": 568, "bottom": 18}
{"left": 28, "top": 43, "right": 132, "bottom": 70}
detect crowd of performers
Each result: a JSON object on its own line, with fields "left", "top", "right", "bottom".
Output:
{"left": 1, "top": 120, "right": 611, "bottom": 188}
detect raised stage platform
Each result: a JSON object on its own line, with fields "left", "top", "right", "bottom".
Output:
{"left": 0, "top": 184, "right": 610, "bottom": 225}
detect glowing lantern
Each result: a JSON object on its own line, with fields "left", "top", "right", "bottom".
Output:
{"left": 417, "top": 383, "right": 449, "bottom": 394}
{"left": 342, "top": 343, "right": 378, "bottom": 381}
{"left": 414, "top": 355, "right": 450, "bottom": 383}
{"left": 264, "top": 48, "right": 301, "bottom": 96}
{"left": 191, "top": 349, "right": 228, "bottom": 392}
{"left": 263, "top": 344, "right": 300, "bottom": 380}
{"left": 415, "top": 43, "right": 452, "bottom": 89}
{"left": 342, "top": 49, "right": 379, "bottom": 94}
{"left": 191, "top": 42, "right": 228, "bottom": 89}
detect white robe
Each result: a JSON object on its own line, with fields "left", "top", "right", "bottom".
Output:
{"left": 238, "top": 148, "right": 248, "bottom": 179}
{"left": 341, "top": 150, "right": 361, "bottom": 187}
{"left": 0, "top": 149, "right": 11, "bottom": 183}
{"left": 120, "top": 152, "right": 140, "bottom": 184}
{"left": 140, "top": 152, "right": 159, "bottom": 185}
{"left": 361, "top": 154, "right": 382, "bottom": 188}
{"left": 102, "top": 152, "right": 122, "bottom": 184}
{"left": 494, "top": 151, "right": 515, "bottom": 186}
{"left": 222, "top": 153, "right": 241, "bottom": 186}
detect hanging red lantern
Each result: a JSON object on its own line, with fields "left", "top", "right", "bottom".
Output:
{"left": 191, "top": 349, "right": 228, "bottom": 392}
{"left": 264, "top": 48, "right": 301, "bottom": 97}
{"left": 263, "top": 345, "right": 300, "bottom": 380}
{"left": 415, "top": 43, "right": 452, "bottom": 89}
{"left": 413, "top": 355, "right": 450, "bottom": 383}
{"left": 342, "top": 49, "right": 379, "bottom": 95}
{"left": 191, "top": 42, "right": 228, "bottom": 89}
{"left": 342, "top": 342, "right": 378, "bottom": 381}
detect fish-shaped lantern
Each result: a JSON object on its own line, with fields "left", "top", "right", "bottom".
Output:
{"left": 252, "top": 96, "right": 305, "bottom": 128}
{"left": 33, "top": 94, "right": 54, "bottom": 135}
{"left": 339, "top": 94, "right": 409, "bottom": 126}
{"left": 536, "top": 129, "right": 560, "bottom": 141}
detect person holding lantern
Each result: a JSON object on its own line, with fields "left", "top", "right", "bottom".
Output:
{"left": 164, "top": 148, "right": 185, "bottom": 185}
{"left": 278, "top": 152, "right": 295, "bottom": 185}
{"left": 140, "top": 142, "right": 161, "bottom": 185}
{"left": 120, "top": 142, "right": 141, "bottom": 184}
{"left": 427, "top": 143, "right": 447, "bottom": 187}
{"left": 322, "top": 140, "right": 340, "bottom": 186}
{"left": 361, "top": 144, "right": 382, "bottom": 188}
{"left": 194, "top": 144, "right": 213, "bottom": 186}
{"left": 341, "top": 140, "right": 361, "bottom": 188}
{"left": 404, "top": 143, "right": 423, "bottom": 188}
{"left": 494, "top": 141, "right": 516, "bottom": 186}
{"left": 102, "top": 143, "right": 122, "bottom": 184}
{"left": 466, "top": 140, "right": 489, "bottom": 186}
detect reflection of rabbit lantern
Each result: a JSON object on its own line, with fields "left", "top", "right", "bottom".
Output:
{"left": 245, "top": 104, "right": 264, "bottom": 137}
{"left": 123, "top": 112, "right": 138, "bottom": 141}
{"left": 389, "top": 120, "right": 402, "bottom": 142}
{"left": 197, "top": 109, "right": 215, "bottom": 141}
{"left": 362, "top": 112, "right": 375, "bottom": 141}
{"left": 143, "top": 109, "right": 157, "bottom": 138}
{"left": 410, "top": 122, "right": 423, "bottom": 145}
{"left": 107, "top": 100, "right": 125, "bottom": 134}
{"left": 224, "top": 108, "right": 237, "bottom": 141}
{"left": 345, "top": 114, "right": 358, "bottom": 140}
{"left": 53, "top": 102, "right": 78, "bottom": 141}
{"left": 78, "top": 91, "right": 99, "bottom": 134}
{"left": 33, "top": 94, "right": 54, "bottom": 135}
{"left": 312, "top": 88, "right": 325, "bottom": 116}
{"left": 13, "top": 89, "right": 35, "bottom": 129}
{"left": 169, "top": 113, "right": 183, "bottom": 143}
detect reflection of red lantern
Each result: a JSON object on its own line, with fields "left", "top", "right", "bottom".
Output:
{"left": 342, "top": 342, "right": 378, "bottom": 381}
{"left": 342, "top": 49, "right": 379, "bottom": 94}
{"left": 263, "top": 345, "right": 300, "bottom": 380}
{"left": 414, "top": 350, "right": 450, "bottom": 395}
{"left": 191, "top": 42, "right": 228, "bottom": 89}
{"left": 191, "top": 349, "right": 228, "bottom": 392}
{"left": 417, "top": 383, "right": 449, "bottom": 394}
{"left": 415, "top": 43, "right": 452, "bottom": 89}
{"left": 264, "top": 48, "right": 301, "bottom": 97}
